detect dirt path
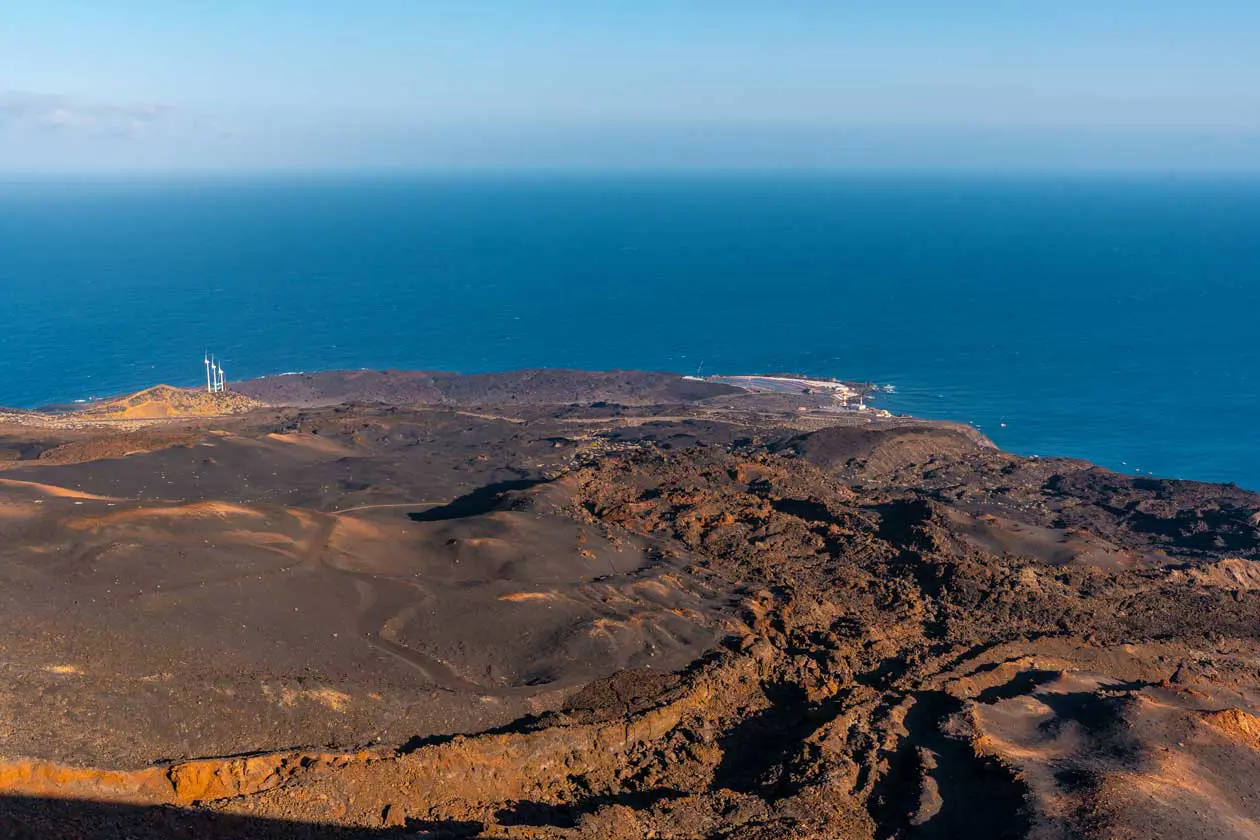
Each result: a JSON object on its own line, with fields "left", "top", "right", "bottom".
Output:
{"left": 328, "top": 500, "right": 444, "bottom": 515}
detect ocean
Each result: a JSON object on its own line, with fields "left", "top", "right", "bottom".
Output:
{"left": 1, "top": 173, "right": 1257, "bottom": 489}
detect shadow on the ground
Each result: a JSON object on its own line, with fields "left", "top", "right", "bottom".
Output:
{"left": 0, "top": 796, "right": 501, "bottom": 840}
{"left": 407, "top": 479, "right": 545, "bottom": 522}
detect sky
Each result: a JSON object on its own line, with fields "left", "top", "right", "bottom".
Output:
{"left": 1, "top": 1, "right": 1258, "bottom": 172}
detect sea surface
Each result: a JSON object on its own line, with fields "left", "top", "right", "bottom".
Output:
{"left": 1, "top": 174, "right": 1258, "bottom": 489}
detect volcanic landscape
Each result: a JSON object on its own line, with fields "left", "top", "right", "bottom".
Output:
{"left": 1, "top": 369, "right": 1259, "bottom": 839}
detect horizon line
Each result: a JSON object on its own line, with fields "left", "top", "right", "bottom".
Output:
{"left": 3, "top": 165, "right": 1260, "bottom": 181}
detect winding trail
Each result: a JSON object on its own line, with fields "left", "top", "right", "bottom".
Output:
{"left": 313, "top": 509, "right": 506, "bottom": 695}
{"left": 328, "top": 500, "right": 444, "bottom": 515}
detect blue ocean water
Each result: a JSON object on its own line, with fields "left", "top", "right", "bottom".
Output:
{"left": 1, "top": 174, "right": 1258, "bottom": 488}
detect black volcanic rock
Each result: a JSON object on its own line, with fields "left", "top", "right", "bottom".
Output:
{"left": 1, "top": 369, "right": 1259, "bottom": 839}
{"left": 773, "top": 422, "right": 994, "bottom": 478}
{"left": 233, "top": 368, "right": 741, "bottom": 407}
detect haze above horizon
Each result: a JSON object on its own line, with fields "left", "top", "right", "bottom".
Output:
{"left": 1, "top": 2, "right": 1258, "bottom": 173}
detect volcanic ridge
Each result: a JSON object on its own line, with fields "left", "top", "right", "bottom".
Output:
{"left": 0, "top": 369, "right": 1258, "bottom": 839}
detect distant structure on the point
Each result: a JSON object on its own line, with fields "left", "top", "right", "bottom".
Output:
{"left": 204, "top": 352, "right": 228, "bottom": 393}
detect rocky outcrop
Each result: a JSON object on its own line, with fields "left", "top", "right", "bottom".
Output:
{"left": 0, "top": 748, "right": 385, "bottom": 806}
{"left": 1, "top": 383, "right": 1258, "bottom": 837}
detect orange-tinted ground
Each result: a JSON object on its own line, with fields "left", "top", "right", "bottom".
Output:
{"left": 0, "top": 370, "right": 1258, "bottom": 839}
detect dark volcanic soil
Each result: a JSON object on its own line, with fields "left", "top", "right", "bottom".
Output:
{"left": 231, "top": 369, "right": 744, "bottom": 408}
{"left": 1, "top": 370, "right": 1258, "bottom": 839}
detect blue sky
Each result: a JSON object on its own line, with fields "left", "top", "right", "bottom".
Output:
{"left": 1, "top": 1, "right": 1258, "bottom": 172}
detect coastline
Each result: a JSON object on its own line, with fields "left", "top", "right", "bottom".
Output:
{"left": 1, "top": 365, "right": 1253, "bottom": 491}
{"left": 0, "top": 363, "right": 1257, "bottom": 837}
